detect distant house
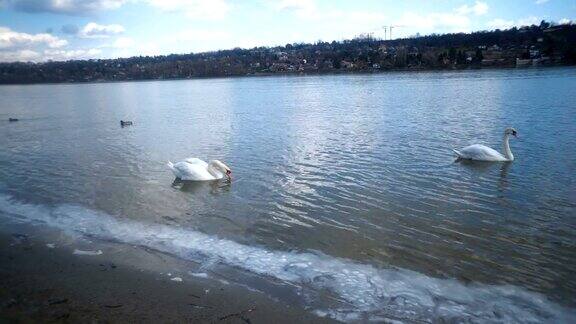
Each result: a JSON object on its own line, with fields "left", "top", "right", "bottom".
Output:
{"left": 341, "top": 60, "right": 354, "bottom": 69}
{"left": 516, "top": 58, "right": 532, "bottom": 66}
{"left": 322, "top": 59, "right": 334, "bottom": 69}
{"left": 269, "top": 62, "right": 290, "bottom": 72}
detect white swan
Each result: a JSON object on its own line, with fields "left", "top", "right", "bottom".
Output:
{"left": 453, "top": 128, "right": 518, "bottom": 161}
{"left": 167, "top": 158, "right": 232, "bottom": 181}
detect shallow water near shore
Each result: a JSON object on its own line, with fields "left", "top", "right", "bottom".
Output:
{"left": 1, "top": 67, "right": 575, "bottom": 321}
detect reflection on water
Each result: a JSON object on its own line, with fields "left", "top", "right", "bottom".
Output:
{"left": 1, "top": 67, "right": 575, "bottom": 318}
{"left": 171, "top": 178, "right": 231, "bottom": 194}
{"left": 498, "top": 162, "right": 512, "bottom": 194}
{"left": 456, "top": 159, "right": 512, "bottom": 190}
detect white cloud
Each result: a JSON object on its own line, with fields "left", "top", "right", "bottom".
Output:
{"left": 535, "top": 0, "right": 549, "bottom": 4}
{"left": 79, "top": 22, "right": 125, "bottom": 38}
{"left": 108, "top": 41, "right": 161, "bottom": 58}
{"left": 558, "top": 18, "right": 572, "bottom": 25}
{"left": 0, "top": 26, "right": 68, "bottom": 49}
{"left": 395, "top": 12, "right": 472, "bottom": 34}
{"left": 273, "top": 0, "right": 316, "bottom": 18}
{"left": 0, "top": 25, "right": 104, "bottom": 62}
{"left": 390, "top": 2, "right": 490, "bottom": 38}
{"left": 318, "top": 10, "right": 387, "bottom": 40}
{"left": 276, "top": 1, "right": 489, "bottom": 40}
{"left": 517, "top": 16, "right": 541, "bottom": 26}
{"left": 487, "top": 16, "right": 542, "bottom": 30}
{"left": 145, "top": 0, "right": 230, "bottom": 20}
{"left": 456, "top": 1, "right": 489, "bottom": 16}
{"left": 0, "top": 49, "right": 41, "bottom": 62}
{"left": 132, "top": 42, "right": 161, "bottom": 56}
{"left": 267, "top": 0, "right": 387, "bottom": 41}
{"left": 3, "top": 0, "right": 232, "bottom": 20}
{"left": 43, "top": 48, "right": 102, "bottom": 60}
{"left": 112, "top": 37, "right": 135, "bottom": 48}
{"left": 1, "top": 0, "right": 127, "bottom": 15}
{"left": 176, "top": 29, "right": 231, "bottom": 42}
{"left": 275, "top": 0, "right": 315, "bottom": 11}
{"left": 486, "top": 18, "right": 515, "bottom": 30}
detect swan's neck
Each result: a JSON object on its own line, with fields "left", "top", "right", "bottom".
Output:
{"left": 207, "top": 161, "right": 223, "bottom": 178}
{"left": 502, "top": 134, "right": 514, "bottom": 161}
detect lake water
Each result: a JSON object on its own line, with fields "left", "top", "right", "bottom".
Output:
{"left": 1, "top": 67, "right": 575, "bottom": 322}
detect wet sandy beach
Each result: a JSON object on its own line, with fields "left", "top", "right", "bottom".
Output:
{"left": 0, "top": 228, "right": 332, "bottom": 323}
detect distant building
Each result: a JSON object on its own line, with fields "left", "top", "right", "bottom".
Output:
{"left": 516, "top": 58, "right": 532, "bottom": 66}
{"left": 341, "top": 60, "right": 354, "bottom": 69}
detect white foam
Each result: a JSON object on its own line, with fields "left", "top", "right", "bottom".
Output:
{"left": 73, "top": 249, "right": 103, "bottom": 256}
{"left": 190, "top": 272, "right": 209, "bottom": 278}
{"left": 171, "top": 277, "right": 183, "bottom": 282}
{"left": 0, "top": 193, "right": 574, "bottom": 322}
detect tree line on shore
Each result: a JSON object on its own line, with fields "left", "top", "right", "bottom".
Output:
{"left": 1, "top": 21, "right": 574, "bottom": 84}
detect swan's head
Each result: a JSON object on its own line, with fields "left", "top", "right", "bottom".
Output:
{"left": 211, "top": 160, "right": 232, "bottom": 180}
{"left": 505, "top": 127, "right": 518, "bottom": 138}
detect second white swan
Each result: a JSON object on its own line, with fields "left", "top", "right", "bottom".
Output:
{"left": 453, "top": 127, "right": 518, "bottom": 162}
{"left": 167, "top": 158, "right": 232, "bottom": 181}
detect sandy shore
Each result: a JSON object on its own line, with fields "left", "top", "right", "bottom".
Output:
{"left": 0, "top": 227, "right": 335, "bottom": 323}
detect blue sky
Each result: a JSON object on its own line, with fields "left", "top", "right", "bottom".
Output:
{"left": 0, "top": 0, "right": 574, "bottom": 62}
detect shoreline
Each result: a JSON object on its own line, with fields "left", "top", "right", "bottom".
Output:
{"left": 0, "top": 223, "right": 334, "bottom": 323}
{"left": 0, "top": 63, "right": 573, "bottom": 87}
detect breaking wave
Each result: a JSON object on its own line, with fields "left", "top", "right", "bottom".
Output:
{"left": 0, "top": 193, "right": 573, "bottom": 323}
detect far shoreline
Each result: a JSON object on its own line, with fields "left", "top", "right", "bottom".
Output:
{"left": 1, "top": 63, "right": 574, "bottom": 87}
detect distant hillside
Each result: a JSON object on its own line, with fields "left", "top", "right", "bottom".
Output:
{"left": 1, "top": 21, "right": 575, "bottom": 84}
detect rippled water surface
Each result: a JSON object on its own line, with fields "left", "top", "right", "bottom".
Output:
{"left": 1, "top": 68, "right": 575, "bottom": 321}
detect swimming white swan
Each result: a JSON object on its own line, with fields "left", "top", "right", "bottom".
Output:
{"left": 167, "top": 158, "right": 232, "bottom": 181}
{"left": 453, "top": 128, "right": 518, "bottom": 161}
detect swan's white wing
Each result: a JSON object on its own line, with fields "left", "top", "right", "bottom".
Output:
{"left": 184, "top": 158, "right": 208, "bottom": 167}
{"left": 171, "top": 160, "right": 215, "bottom": 181}
{"left": 457, "top": 144, "right": 507, "bottom": 161}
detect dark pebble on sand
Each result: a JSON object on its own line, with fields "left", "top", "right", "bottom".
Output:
{"left": 48, "top": 298, "right": 69, "bottom": 305}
